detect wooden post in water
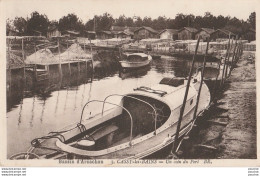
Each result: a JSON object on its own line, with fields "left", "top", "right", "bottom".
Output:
{"left": 67, "top": 39, "right": 70, "bottom": 60}
{"left": 220, "top": 34, "right": 231, "bottom": 88}
{"left": 85, "top": 60, "right": 88, "bottom": 75}
{"left": 192, "top": 38, "right": 209, "bottom": 120}
{"left": 212, "top": 60, "right": 221, "bottom": 102}
{"left": 224, "top": 38, "right": 233, "bottom": 79}
{"left": 172, "top": 36, "right": 201, "bottom": 153}
{"left": 78, "top": 62, "right": 81, "bottom": 73}
{"left": 90, "top": 41, "right": 94, "bottom": 73}
{"left": 239, "top": 39, "right": 243, "bottom": 61}
{"left": 68, "top": 63, "right": 71, "bottom": 76}
{"left": 34, "top": 44, "right": 38, "bottom": 80}
{"left": 66, "top": 40, "right": 71, "bottom": 76}
{"left": 58, "top": 39, "right": 63, "bottom": 77}
{"left": 76, "top": 42, "right": 80, "bottom": 74}
{"left": 45, "top": 65, "right": 50, "bottom": 77}
{"left": 230, "top": 40, "right": 238, "bottom": 74}
{"left": 231, "top": 40, "right": 238, "bottom": 63}
{"left": 21, "top": 38, "right": 26, "bottom": 82}
{"left": 7, "top": 39, "right": 12, "bottom": 95}
{"left": 235, "top": 39, "right": 242, "bottom": 64}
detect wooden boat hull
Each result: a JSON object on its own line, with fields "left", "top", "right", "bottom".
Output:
{"left": 19, "top": 80, "right": 211, "bottom": 160}
{"left": 119, "top": 58, "right": 151, "bottom": 69}
{"left": 151, "top": 55, "right": 161, "bottom": 60}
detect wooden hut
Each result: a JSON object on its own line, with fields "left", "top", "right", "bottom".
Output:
{"left": 242, "top": 28, "right": 255, "bottom": 42}
{"left": 6, "top": 27, "right": 20, "bottom": 36}
{"left": 134, "top": 26, "right": 158, "bottom": 40}
{"left": 96, "top": 31, "right": 113, "bottom": 39}
{"left": 84, "top": 31, "right": 96, "bottom": 40}
{"left": 195, "top": 28, "right": 216, "bottom": 41}
{"left": 110, "top": 26, "right": 127, "bottom": 32}
{"left": 113, "top": 31, "right": 133, "bottom": 39}
{"left": 32, "top": 30, "right": 42, "bottom": 36}
{"left": 178, "top": 27, "right": 198, "bottom": 40}
{"left": 210, "top": 29, "right": 236, "bottom": 40}
{"left": 62, "top": 30, "right": 80, "bottom": 38}
{"left": 47, "top": 26, "right": 61, "bottom": 38}
{"left": 158, "top": 29, "right": 178, "bottom": 40}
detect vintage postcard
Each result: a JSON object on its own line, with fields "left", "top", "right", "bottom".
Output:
{"left": 0, "top": 0, "right": 259, "bottom": 167}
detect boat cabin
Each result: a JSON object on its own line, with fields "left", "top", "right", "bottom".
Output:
{"left": 124, "top": 53, "right": 149, "bottom": 61}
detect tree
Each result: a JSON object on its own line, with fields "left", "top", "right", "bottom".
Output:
{"left": 248, "top": 12, "right": 256, "bottom": 29}
{"left": 114, "top": 15, "right": 126, "bottom": 26}
{"left": 49, "top": 20, "right": 58, "bottom": 26}
{"left": 6, "top": 18, "right": 14, "bottom": 30}
{"left": 174, "top": 13, "right": 186, "bottom": 28}
{"left": 125, "top": 17, "right": 134, "bottom": 27}
{"left": 166, "top": 18, "right": 175, "bottom": 29}
{"left": 134, "top": 16, "right": 143, "bottom": 27}
{"left": 215, "top": 15, "right": 228, "bottom": 29}
{"left": 152, "top": 16, "right": 168, "bottom": 30}
{"left": 97, "top": 13, "right": 114, "bottom": 31}
{"left": 224, "top": 17, "right": 243, "bottom": 35}
{"left": 27, "top": 11, "right": 49, "bottom": 36}
{"left": 142, "top": 16, "right": 153, "bottom": 27}
{"left": 202, "top": 12, "right": 215, "bottom": 28}
{"left": 13, "top": 17, "right": 27, "bottom": 34}
{"left": 58, "top": 13, "right": 84, "bottom": 32}
{"left": 85, "top": 13, "right": 114, "bottom": 31}
{"left": 85, "top": 18, "right": 94, "bottom": 31}
{"left": 193, "top": 15, "right": 204, "bottom": 28}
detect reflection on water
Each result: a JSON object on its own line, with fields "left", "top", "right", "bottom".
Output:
{"left": 6, "top": 56, "right": 210, "bottom": 157}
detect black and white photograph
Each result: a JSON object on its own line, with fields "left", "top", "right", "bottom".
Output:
{"left": 0, "top": 0, "right": 258, "bottom": 166}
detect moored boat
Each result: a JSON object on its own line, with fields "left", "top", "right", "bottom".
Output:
{"left": 151, "top": 54, "right": 161, "bottom": 60}
{"left": 119, "top": 53, "right": 152, "bottom": 70}
{"left": 10, "top": 75, "right": 211, "bottom": 160}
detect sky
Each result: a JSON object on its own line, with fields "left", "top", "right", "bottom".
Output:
{"left": 3, "top": 0, "right": 257, "bottom": 22}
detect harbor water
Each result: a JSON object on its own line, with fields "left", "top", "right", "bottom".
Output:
{"left": 6, "top": 53, "right": 256, "bottom": 159}
{"left": 7, "top": 56, "right": 201, "bottom": 158}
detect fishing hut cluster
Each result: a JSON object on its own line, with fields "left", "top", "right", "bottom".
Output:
{"left": 6, "top": 25, "right": 256, "bottom": 160}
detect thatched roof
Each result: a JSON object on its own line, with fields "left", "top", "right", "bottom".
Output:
{"left": 6, "top": 52, "right": 24, "bottom": 69}
{"left": 59, "top": 43, "right": 91, "bottom": 61}
{"left": 25, "top": 49, "right": 59, "bottom": 64}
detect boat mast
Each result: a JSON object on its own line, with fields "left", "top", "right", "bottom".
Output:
{"left": 172, "top": 35, "right": 201, "bottom": 153}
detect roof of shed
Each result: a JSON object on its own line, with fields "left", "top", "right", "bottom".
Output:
{"left": 179, "top": 27, "right": 198, "bottom": 33}
{"left": 97, "top": 31, "right": 112, "bottom": 35}
{"left": 134, "top": 26, "right": 158, "bottom": 34}
{"left": 65, "top": 30, "right": 80, "bottom": 35}
{"left": 158, "top": 29, "right": 179, "bottom": 35}
{"left": 48, "top": 25, "right": 58, "bottom": 32}
{"left": 197, "top": 28, "right": 216, "bottom": 34}
{"left": 84, "top": 30, "right": 96, "bottom": 34}
{"left": 211, "top": 29, "right": 236, "bottom": 36}
{"left": 110, "top": 26, "right": 127, "bottom": 31}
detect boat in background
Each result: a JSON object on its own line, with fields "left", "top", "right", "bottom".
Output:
{"left": 151, "top": 54, "right": 161, "bottom": 60}
{"left": 119, "top": 53, "right": 152, "bottom": 71}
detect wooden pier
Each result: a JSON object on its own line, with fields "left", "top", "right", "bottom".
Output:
{"left": 25, "top": 60, "right": 92, "bottom": 82}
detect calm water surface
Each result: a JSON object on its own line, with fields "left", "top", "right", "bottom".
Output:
{"left": 7, "top": 56, "right": 205, "bottom": 157}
